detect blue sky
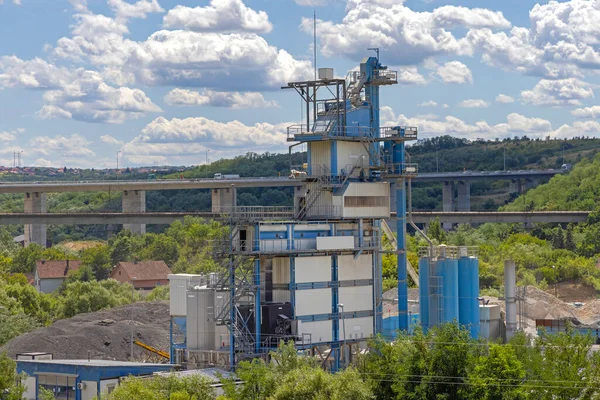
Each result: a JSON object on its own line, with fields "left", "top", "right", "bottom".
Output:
{"left": 0, "top": 0, "right": 599, "bottom": 168}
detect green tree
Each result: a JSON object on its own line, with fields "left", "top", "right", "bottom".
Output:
{"left": 0, "top": 353, "right": 26, "bottom": 400}
{"left": 81, "top": 245, "right": 112, "bottom": 280}
{"left": 427, "top": 217, "right": 447, "bottom": 243}
{"left": 468, "top": 344, "right": 526, "bottom": 400}
{"left": 11, "top": 244, "right": 43, "bottom": 273}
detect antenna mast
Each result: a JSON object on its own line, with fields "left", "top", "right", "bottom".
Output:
{"left": 313, "top": 9, "right": 317, "bottom": 81}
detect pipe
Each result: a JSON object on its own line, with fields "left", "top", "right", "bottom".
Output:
{"left": 407, "top": 178, "right": 434, "bottom": 253}
{"left": 504, "top": 260, "right": 517, "bottom": 341}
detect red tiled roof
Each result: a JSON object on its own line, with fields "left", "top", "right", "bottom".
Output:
{"left": 36, "top": 260, "right": 81, "bottom": 279}
{"left": 111, "top": 261, "right": 172, "bottom": 281}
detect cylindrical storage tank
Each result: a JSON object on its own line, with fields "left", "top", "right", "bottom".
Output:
{"left": 418, "top": 257, "right": 430, "bottom": 331}
{"left": 440, "top": 258, "right": 459, "bottom": 324}
{"left": 186, "top": 288, "right": 216, "bottom": 351}
{"left": 458, "top": 254, "right": 480, "bottom": 338}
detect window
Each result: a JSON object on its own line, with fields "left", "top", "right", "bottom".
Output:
{"left": 344, "top": 196, "right": 387, "bottom": 207}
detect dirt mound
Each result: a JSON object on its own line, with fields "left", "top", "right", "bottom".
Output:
{"left": 574, "top": 300, "right": 600, "bottom": 326}
{"left": 58, "top": 241, "right": 105, "bottom": 252}
{"left": 1, "top": 302, "right": 170, "bottom": 361}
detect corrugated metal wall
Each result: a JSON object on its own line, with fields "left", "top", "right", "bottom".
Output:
{"left": 309, "top": 141, "right": 331, "bottom": 174}
{"left": 336, "top": 142, "right": 368, "bottom": 175}
{"left": 300, "top": 320, "right": 333, "bottom": 343}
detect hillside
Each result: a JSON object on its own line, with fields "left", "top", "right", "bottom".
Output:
{"left": 503, "top": 154, "right": 600, "bottom": 211}
{"left": 1, "top": 137, "right": 598, "bottom": 243}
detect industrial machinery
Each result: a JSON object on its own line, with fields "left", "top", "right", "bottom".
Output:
{"left": 133, "top": 340, "right": 169, "bottom": 360}
{"left": 169, "top": 54, "right": 419, "bottom": 370}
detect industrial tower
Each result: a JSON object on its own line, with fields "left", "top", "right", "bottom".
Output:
{"left": 170, "top": 55, "right": 418, "bottom": 370}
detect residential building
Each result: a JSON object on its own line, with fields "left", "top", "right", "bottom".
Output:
{"left": 34, "top": 260, "right": 81, "bottom": 293}
{"left": 110, "top": 261, "right": 172, "bottom": 290}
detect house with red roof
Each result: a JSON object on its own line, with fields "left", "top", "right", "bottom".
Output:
{"left": 34, "top": 260, "right": 81, "bottom": 293}
{"left": 109, "top": 261, "right": 172, "bottom": 290}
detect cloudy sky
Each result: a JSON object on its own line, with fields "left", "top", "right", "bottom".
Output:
{"left": 0, "top": 0, "right": 599, "bottom": 168}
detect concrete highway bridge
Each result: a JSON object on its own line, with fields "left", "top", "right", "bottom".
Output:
{"left": 6, "top": 210, "right": 588, "bottom": 226}
{"left": 2, "top": 169, "right": 564, "bottom": 246}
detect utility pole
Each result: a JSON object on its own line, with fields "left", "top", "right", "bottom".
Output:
{"left": 562, "top": 144, "right": 565, "bottom": 165}
{"left": 436, "top": 147, "right": 439, "bottom": 173}
{"left": 206, "top": 149, "right": 210, "bottom": 165}
{"left": 130, "top": 277, "right": 137, "bottom": 361}
{"left": 116, "top": 150, "right": 121, "bottom": 180}
{"left": 503, "top": 144, "right": 506, "bottom": 171}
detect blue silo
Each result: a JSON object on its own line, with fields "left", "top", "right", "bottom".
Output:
{"left": 440, "top": 257, "right": 459, "bottom": 323}
{"left": 458, "top": 254, "right": 480, "bottom": 338}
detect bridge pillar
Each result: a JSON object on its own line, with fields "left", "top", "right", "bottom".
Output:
{"left": 442, "top": 181, "right": 454, "bottom": 230}
{"left": 122, "top": 190, "right": 146, "bottom": 234}
{"left": 508, "top": 179, "right": 520, "bottom": 194}
{"left": 456, "top": 181, "right": 471, "bottom": 212}
{"left": 24, "top": 192, "right": 47, "bottom": 247}
{"left": 212, "top": 187, "right": 237, "bottom": 213}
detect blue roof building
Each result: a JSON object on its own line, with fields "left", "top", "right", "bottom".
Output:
{"left": 17, "top": 358, "right": 174, "bottom": 400}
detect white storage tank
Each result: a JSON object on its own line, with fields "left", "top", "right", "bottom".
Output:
{"left": 187, "top": 288, "right": 217, "bottom": 351}
{"left": 318, "top": 68, "right": 334, "bottom": 80}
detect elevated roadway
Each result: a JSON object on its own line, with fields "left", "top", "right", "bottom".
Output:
{"left": 0, "top": 211, "right": 589, "bottom": 225}
{"left": 0, "top": 169, "right": 564, "bottom": 194}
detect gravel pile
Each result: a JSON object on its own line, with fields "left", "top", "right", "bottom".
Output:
{"left": 1, "top": 302, "right": 170, "bottom": 361}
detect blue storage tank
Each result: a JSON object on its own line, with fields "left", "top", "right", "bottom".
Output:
{"left": 418, "top": 257, "right": 430, "bottom": 331}
{"left": 440, "top": 258, "right": 459, "bottom": 323}
{"left": 458, "top": 255, "right": 480, "bottom": 338}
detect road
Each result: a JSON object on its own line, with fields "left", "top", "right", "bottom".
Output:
{"left": 0, "top": 211, "right": 588, "bottom": 225}
{"left": 0, "top": 169, "right": 564, "bottom": 194}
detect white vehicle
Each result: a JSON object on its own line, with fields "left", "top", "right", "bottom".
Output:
{"left": 214, "top": 173, "right": 240, "bottom": 180}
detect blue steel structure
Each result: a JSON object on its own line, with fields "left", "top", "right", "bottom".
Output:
{"left": 169, "top": 56, "right": 419, "bottom": 371}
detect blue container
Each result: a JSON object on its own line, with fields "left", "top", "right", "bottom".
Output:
{"left": 458, "top": 257, "right": 480, "bottom": 338}
{"left": 440, "top": 258, "right": 459, "bottom": 323}
{"left": 418, "top": 257, "right": 430, "bottom": 331}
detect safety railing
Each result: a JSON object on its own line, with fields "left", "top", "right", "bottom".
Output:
{"left": 373, "top": 69, "right": 398, "bottom": 84}
{"left": 209, "top": 235, "right": 379, "bottom": 256}
{"left": 217, "top": 206, "right": 294, "bottom": 220}
{"left": 382, "top": 163, "right": 419, "bottom": 177}
{"left": 418, "top": 246, "right": 479, "bottom": 259}
{"left": 380, "top": 126, "right": 418, "bottom": 140}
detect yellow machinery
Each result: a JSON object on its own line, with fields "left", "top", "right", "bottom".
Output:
{"left": 133, "top": 340, "right": 169, "bottom": 360}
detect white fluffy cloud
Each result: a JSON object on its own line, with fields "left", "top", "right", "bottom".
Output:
{"left": 382, "top": 106, "right": 551, "bottom": 139}
{"left": 571, "top": 106, "right": 600, "bottom": 119}
{"left": 294, "top": 0, "right": 327, "bottom": 5}
{"left": 458, "top": 99, "right": 490, "bottom": 108}
{"left": 0, "top": 128, "right": 22, "bottom": 141}
{"left": 0, "top": 56, "right": 161, "bottom": 123}
{"left": 495, "top": 94, "right": 515, "bottom": 103}
{"left": 521, "top": 78, "right": 594, "bottom": 107}
{"left": 121, "top": 116, "right": 293, "bottom": 164}
{"left": 29, "top": 134, "right": 96, "bottom": 158}
{"left": 107, "top": 0, "right": 163, "bottom": 20}
{"left": 302, "top": 1, "right": 510, "bottom": 65}
{"left": 467, "top": 1, "right": 600, "bottom": 78}
{"left": 396, "top": 67, "right": 427, "bottom": 85}
{"left": 0, "top": 0, "right": 22, "bottom": 5}
{"left": 50, "top": 0, "right": 311, "bottom": 91}
{"left": 100, "top": 135, "right": 125, "bottom": 145}
{"left": 418, "top": 101, "right": 437, "bottom": 107}
{"left": 434, "top": 61, "right": 473, "bottom": 84}
{"left": 164, "top": 89, "right": 278, "bottom": 109}
{"left": 163, "top": 0, "right": 272, "bottom": 33}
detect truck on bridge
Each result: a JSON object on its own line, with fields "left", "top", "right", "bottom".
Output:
{"left": 214, "top": 173, "right": 240, "bottom": 180}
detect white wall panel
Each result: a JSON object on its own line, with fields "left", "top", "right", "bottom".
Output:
{"left": 295, "top": 256, "right": 331, "bottom": 283}
{"left": 295, "top": 224, "right": 330, "bottom": 231}
{"left": 309, "top": 141, "right": 331, "bottom": 173}
{"left": 316, "top": 236, "right": 355, "bottom": 250}
{"left": 300, "top": 320, "right": 333, "bottom": 343}
{"left": 345, "top": 182, "right": 389, "bottom": 197}
{"left": 168, "top": 274, "right": 204, "bottom": 316}
{"left": 338, "top": 254, "right": 373, "bottom": 281}
{"left": 339, "top": 286, "right": 373, "bottom": 313}
{"left": 336, "top": 142, "right": 368, "bottom": 175}
{"left": 295, "top": 289, "right": 332, "bottom": 316}
{"left": 341, "top": 316, "right": 374, "bottom": 341}
{"left": 273, "top": 257, "right": 290, "bottom": 284}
